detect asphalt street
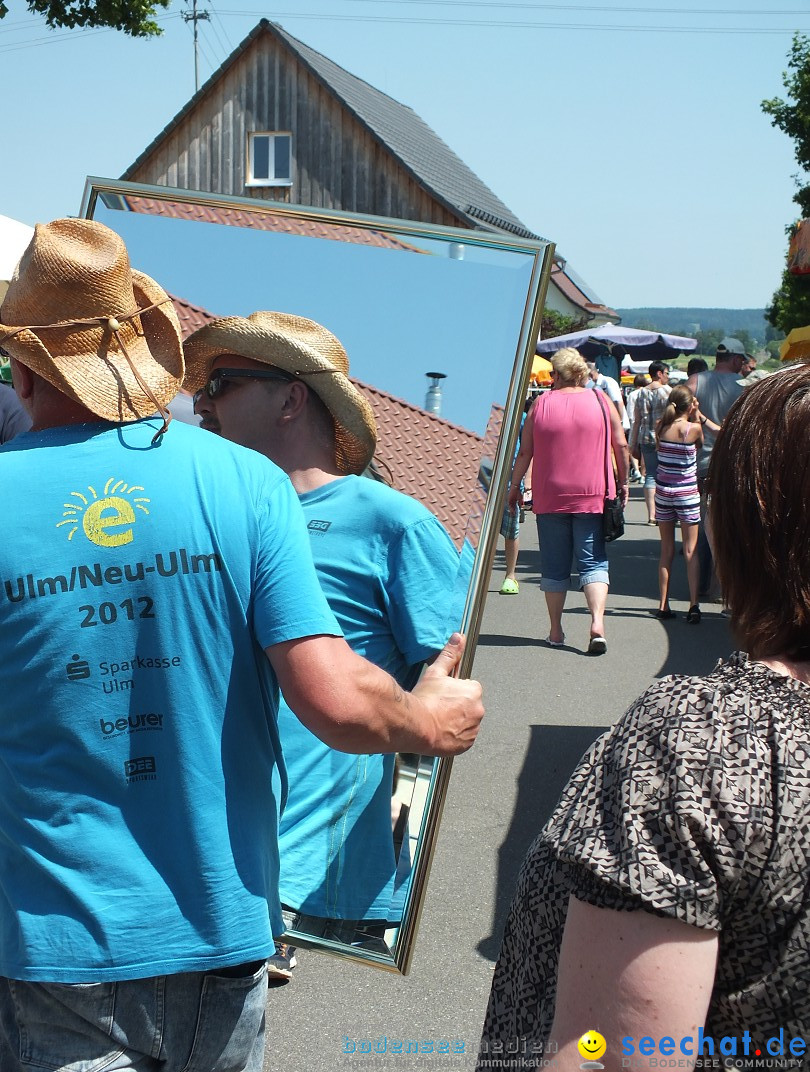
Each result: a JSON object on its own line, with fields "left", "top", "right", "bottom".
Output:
{"left": 263, "top": 487, "right": 734, "bottom": 1072}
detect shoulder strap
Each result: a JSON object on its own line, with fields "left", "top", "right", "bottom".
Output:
{"left": 593, "top": 388, "right": 611, "bottom": 496}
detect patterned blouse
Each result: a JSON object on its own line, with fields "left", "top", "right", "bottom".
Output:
{"left": 479, "top": 654, "right": 810, "bottom": 1069}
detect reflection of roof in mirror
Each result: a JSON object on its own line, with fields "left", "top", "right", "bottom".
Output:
{"left": 169, "top": 292, "right": 494, "bottom": 548}
{"left": 360, "top": 382, "right": 492, "bottom": 549}
{"left": 125, "top": 196, "right": 426, "bottom": 254}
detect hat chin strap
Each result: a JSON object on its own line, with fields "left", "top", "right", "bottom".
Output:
{"left": 0, "top": 299, "right": 173, "bottom": 442}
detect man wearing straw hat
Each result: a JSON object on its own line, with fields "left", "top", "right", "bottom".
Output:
{"left": 0, "top": 219, "right": 483, "bottom": 1071}
{"left": 187, "top": 310, "right": 468, "bottom": 979}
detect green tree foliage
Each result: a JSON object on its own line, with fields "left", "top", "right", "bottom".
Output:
{"left": 540, "top": 308, "right": 589, "bottom": 340}
{"left": 0, "top": 0, "right": 170, "bottom": 37}
{"left": 762, "top": 33, "right": 810, "bottom": 333}
{"left": 695, "top": 328, "right": 723, "bottom": 356}
{"left": 732, "top": 329, "right": 754, "bottom": 353}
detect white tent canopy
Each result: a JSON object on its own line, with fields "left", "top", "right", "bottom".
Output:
{"left": 0, "top": 214, "right": 34, "bottom": 280}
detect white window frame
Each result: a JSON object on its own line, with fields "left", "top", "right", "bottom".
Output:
{"left": 246, "top": 131, "right": 293, "bottom": 188}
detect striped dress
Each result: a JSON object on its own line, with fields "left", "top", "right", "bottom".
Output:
{"left": 654, "top": 432, "right": 700, "bottom": 524}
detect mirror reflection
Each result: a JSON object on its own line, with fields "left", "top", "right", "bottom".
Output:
{"left": 83, "top": 179, "right": 552, "bottom": 971}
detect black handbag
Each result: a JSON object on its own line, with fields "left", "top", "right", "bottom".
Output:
{"left": 596, "top": 391, "right": 625, "bottom": 542}
{"left": 603, "top": 494, "right": 625, "bottom": 542}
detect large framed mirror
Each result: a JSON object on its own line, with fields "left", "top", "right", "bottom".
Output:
{"left": 81, "top": 177, "right": 554, "bottom": 973}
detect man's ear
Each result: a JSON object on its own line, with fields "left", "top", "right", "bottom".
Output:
{"left": 279, "top": 379, "right": 310, "bottom": 420}
{"left": 10, "top": 358, "right": 34, "bottom": 403}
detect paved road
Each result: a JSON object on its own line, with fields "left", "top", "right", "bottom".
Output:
{"left": 263, "top": 488, "right": 733, "bottom": 1071}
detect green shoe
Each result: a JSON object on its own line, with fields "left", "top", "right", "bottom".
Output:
{"left": 499, "top": 578, "right": 519, "bottom": 595}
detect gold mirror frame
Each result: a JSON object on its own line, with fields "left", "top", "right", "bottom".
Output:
{"left": 81, "top": 177, "right": 554, "bottom": 973}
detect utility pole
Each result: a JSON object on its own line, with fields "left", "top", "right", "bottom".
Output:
{"left": 182, "top": 0, "right": 210, "bottom": 93}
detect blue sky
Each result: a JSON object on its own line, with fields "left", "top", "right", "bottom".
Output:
{"left": 1, "top": 1, "right": 806, "bottom": 309}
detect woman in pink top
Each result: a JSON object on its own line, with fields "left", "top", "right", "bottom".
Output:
{"left": 508, "top": 348, "right": 628, "bottom": 654}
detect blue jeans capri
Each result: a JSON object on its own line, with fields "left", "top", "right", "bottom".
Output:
{"left": 537, "top": 512, "right": 609, "bottom": 592}
{"left": 641, "top": 444, "right": 658, "bottom": 490}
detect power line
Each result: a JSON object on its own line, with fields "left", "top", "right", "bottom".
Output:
{"left": 343, "top": 0, "right": 810, "bottom": 13}
{"left": 231, "top": 10, "right": 808, "bottom": 33}
{"left": 0, "top": 13, "right": 179, "bottom": 55}
{"left": 0, "top": 4, "right": 803, "bottom": 55}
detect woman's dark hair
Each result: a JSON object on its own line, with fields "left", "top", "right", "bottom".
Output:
{"left": 709, "top": 360, "right": 810, "bottom": 658}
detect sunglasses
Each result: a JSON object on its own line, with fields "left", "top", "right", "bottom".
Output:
{"left": 193, "top": 367, "right": 294, "bottom": 408}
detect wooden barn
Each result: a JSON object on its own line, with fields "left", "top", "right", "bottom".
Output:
{"left": 122, "top": 19, "right": 617, "bottom": 326}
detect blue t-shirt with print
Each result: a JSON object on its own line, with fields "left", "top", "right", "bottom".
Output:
{"left": 277, "top": 475, "right": 466, "bottom": 921}
{"left": 0, "top": 419, "right": 340, "bottom": 982}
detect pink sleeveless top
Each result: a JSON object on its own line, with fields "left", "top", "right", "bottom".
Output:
{"left": 530, "top": 388, "right": 615, "bottom": 514}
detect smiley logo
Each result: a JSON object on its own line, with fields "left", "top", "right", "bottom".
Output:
{"left": 577, "top": 1030, "right": 606, "bottom": 1062}
{"left": 57, "top": 479, "right": 150, "bottom": 547}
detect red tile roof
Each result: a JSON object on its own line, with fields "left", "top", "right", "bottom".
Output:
{"left": 171, "top": 294, "right": 218, "bottom": 337}
{"left": 126, "top": 195, "right": 422, "bottom": 252}
{"left": 357, "top": 382, "right": 487, "bottom": 548}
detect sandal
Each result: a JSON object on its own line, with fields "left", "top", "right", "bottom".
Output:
{"left": 499, "top": 578, "right": 519, "bottom": 595}
{"left": 587, "top": 635, "right": 607, "bottom": 656}
{"left": 545, "top": 635, "right": 565, "bottom": 648}
{"left": 686, "top": 605, "right": 702, "bottom": 624}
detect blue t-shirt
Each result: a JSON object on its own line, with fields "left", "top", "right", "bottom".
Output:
{"left": 277, "top": 476, "right": 466, "bottom": 921}
{"left": 0, "top": 419, "right": 340, "bottom": 982}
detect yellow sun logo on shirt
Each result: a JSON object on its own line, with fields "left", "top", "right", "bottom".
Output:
{"left": 57, "top": 479, "right": 151, "bottom": 548}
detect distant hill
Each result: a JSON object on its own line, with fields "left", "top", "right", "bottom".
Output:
{"left": 617, "top": 308, "right": 769, "bottom": 342}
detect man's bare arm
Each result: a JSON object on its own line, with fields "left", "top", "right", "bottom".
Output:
{"left": 266, "top": 631, "right": 483, "bottom": 755}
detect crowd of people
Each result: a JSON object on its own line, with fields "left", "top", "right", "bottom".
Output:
{"left": 503, "top": 336, "right": 761, "bottom": 643}
{"left": 0, "top": 216, "right": 806, "bottom": 1072}
{"left": 481, "top": 352, "right": 810, "bottom": 1072}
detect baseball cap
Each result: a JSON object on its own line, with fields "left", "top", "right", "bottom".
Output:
{"left": 716, "top": 337, "right": 746, "bottom": 356}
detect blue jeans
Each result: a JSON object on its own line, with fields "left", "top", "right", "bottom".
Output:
{"left": 641, "top": 444, "right": 658, "bottom": 489}
{"left": 536, "top": 513, "right": 609, "bottom": 592}
{"left": 0, "top": 961, "right": 267, "bottom": 1072}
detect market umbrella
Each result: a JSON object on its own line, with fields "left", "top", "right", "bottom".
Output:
{"left": 530, "top": 354, "right": 553, "bottom": 384}
{"left": 780, "top": 325, "right": 810, "bottom": 362}
{"left": 536, "top": 323, "right": 697, "bottom": 360}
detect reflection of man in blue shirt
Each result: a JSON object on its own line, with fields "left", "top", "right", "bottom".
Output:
{"left": 189, "top": 311, "right": 469, "bottom": 975}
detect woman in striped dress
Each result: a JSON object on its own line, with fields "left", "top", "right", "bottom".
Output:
{"left": 654, "top": 385, "right": 719, "bottom": 624}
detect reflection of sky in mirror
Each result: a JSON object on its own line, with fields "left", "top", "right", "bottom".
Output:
{"left": 92, "top": 204, "right": 536, "bottom": 435}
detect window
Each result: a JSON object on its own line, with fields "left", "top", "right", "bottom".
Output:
{"left": 247, "top": 132, "right": 292, "bottom": 187}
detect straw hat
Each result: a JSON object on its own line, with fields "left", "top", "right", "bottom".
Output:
{"left": 184, "top": 311, "right": 377, "bottom": 474}
{"left": 0, "top": 218, "right": 183, "bottom": 422}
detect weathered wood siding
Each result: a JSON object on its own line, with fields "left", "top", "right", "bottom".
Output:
{"left": 128, "top": 30, "right": 461, "bottom": 228}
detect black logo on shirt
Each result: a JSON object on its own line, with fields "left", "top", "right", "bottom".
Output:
{"left": 307, "top": 520, "right": 331, "bottom": 535}
{"left": 124, "top": 756, "right": 157, "bottom": 783}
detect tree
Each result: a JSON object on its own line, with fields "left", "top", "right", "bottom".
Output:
{"left": 695, "top": 328, "right": 723, "bottom": 356}
{"left": 762, "top": 33, "right": 810, "bottom": 333}
{"left": 732, "top": 328, "right": 755, "bottom": 353}
{"left": 540, "top": 308, "right": 589, "bottom": 340}
{"left": 0, "top": 0, "right": 170, "bottom": 37}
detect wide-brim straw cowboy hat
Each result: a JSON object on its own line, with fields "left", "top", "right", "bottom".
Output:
{"left": 0, "top": 218, "right": 183, "bottom": 422}
{"left": 184, "top": 310, "right": 377, "bottom": 474}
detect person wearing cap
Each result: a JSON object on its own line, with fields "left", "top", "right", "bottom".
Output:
{"left": 186, "top": 310, "right": 470, "bottom": 978}
{"left": 686, "top": 337, "right": 745, "bottom": 599}
{"left": 0, "top": 220, "right": 483, "bottom": 1071}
